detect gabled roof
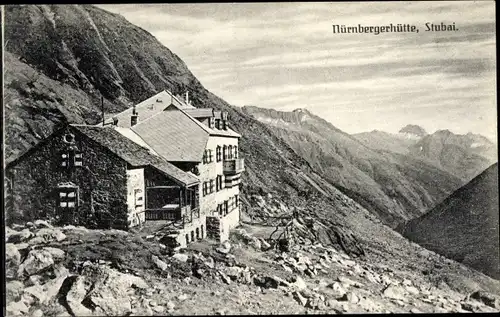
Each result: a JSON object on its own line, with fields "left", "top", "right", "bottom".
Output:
{"left": 105, "top": 90, "right": 195, "bottom": 128}
{"left": 131, "top": 109, "right": 210, "bottom": 162}
{"left": 71, "top": 125, "right": 199, "bottom": 186}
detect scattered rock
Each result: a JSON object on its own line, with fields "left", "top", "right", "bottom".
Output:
{"left": 18, "top": 249, "right": 56, "bottom": 277}
{"left": 338, "top": 291, "right": 360, "bottom": 304}
{"left": 6, "top": 243, "right": 21, "bottom": 279}
{"left": 6, "top": 280, "right": 24, "bottom": 302}
{"left": 35, "top": 228, "right": 66, "bottom": 243}
{"left": 382, "top": 285, "right": 406, "bottom": 301}
{"left": 178, "top": 293, "right": 188, "bottom": 301}
{"left": 32, "top": 309, "right": 44, "bottom": 317}
{"left": 470, "top": 290, "right": 499, "bottom": 309}
{"left": 172, "top": 253, "right": 189, "bottom": 262}
{"left": 253, "top": 275, "right": 279, "bottom": 289}
{"left": 8, "top": 229, "right": 34, "bottom": 243}
{"left": 327, "top": 282, "right": 347, "bottom": 296}
{"left": 291, "top": 275, "right": 308, "bottom": 291}
{"left": 225, "top": 266, "right": 243, "bottom": 280}
{"left": 293, "top": 291, "right": 308, "bottom": 306}
{"left": 410, "top": 307, "right": 423, "bottom": 313}
{"left": 6, "top": 300, "right": 29, "bottom": 316}
{"left": 402, "top": 279, "right": 412, "bottom": 286}
{"left": 260, "top": 238, "right": 272, "bottom": 250}
{"left": 152, "top": 255, "right": 169, "bottom": 271}
{"left": 166, "top": 301, "right": 176, "bottom": 311}
{"left": 405, "top": 286, "right": 420, "bottom": 296}
{"left": 220, "top": 272, "right": 231, "bottom": 285}
{"left": 34, "top": 220, "right": 53, "bottom": 229}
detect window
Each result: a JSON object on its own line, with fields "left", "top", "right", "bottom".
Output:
{"left": 222, "top": 120, "right": 227, "bottom": 130}
{"left": 209, "top": 180, "right": 215, "bottom": 193}
{"left": 223, "top": 145, "right": 227, "bottom": 161}
{"left": 58, "top": 186, "right": 79, "bottom": 208}
{"left": 217, "top": 204, "right": 223, "bottom": 216}
{"left": 208, "top": 149, "right": 213, "bottom": 163}
{"left": 61, "top": 150, "right": 83, "bottom": 168}
{"left": 134, "top": 189, "right": 144, "bottom": 207}
{"left": 215, "top": 119, "right": 221, "bottom": 129}
{"left": 209, "top": 117, "right": 215, "bottom": 128}
{"left": 216, "top": 146, "right": 222, "bottom": 162}
{"left": 202, "top": 151, "right": 208, "bottom": 164}
{"left": 224, "top": 201, "right": 229, "bottom": 216}
{"left": 221, "top": 175, "right": 225, "bottom": 189}
{"left": 202, "top": 182, "right": 208, "bottom": 196}
{"left": 234, "top": 146, "right": 238, "bottom": 159}
{"left": 228, "top": 145, "right": 233, "bottom": 159}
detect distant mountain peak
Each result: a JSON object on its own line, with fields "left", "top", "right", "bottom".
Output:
{"left": 399, "top": 124, "right": 428, "bottom": 137}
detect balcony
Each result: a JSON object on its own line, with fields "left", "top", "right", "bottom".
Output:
{"left": 145, "top": 205, "right": 200, "bottom": 223}
{"left": 223, "top": 158, "right": 245, "bottom": 175}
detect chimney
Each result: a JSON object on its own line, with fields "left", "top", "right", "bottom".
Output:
{"left": 185, "top": 90, "right": 189, "bottom": 105}
{"left": 131, "top": 105, "right": 138, "bottom": 126}
{"left": 112, "top": 117, "right": 119, "bottom": 126}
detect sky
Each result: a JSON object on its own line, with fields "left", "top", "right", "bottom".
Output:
{"left": 98, "top": 1, "right": 497, "bottom": 141}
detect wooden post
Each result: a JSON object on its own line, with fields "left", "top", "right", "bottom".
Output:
{"left": 101, "top": 96, "right": 105, "bottom": 126}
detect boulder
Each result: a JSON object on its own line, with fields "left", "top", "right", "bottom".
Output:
{"left": 220, "top": 272, "right": 231, "bottom": 285}
{"left": 65, "top": 264, "right": 148, "bottom": 316}
{"left": 152, "top": 255, "right": 169, "bottom": 271}
{"left": 6, "top": 243, "right": 21, "bottom": 278}
{"left": 338, "top": 291, "right": 360, "bottom": 304}
{"left": 35, "top": 228, "right": 66, "bottom": 243}
{"left": 327, "top": 282, "right": 347, "bottom": 297}
{"left": 34, "top": 220, "right": 53, "bottom": 229}
{"left": 382, "top": 285, "right": 406, "bottom": 301}
{"left": 66, "top": 276, "right": 94, "bottom": 316}
{"left": 225, "top": 266, "right": 243, "bottom": 280}
{"left": 470, "top": 290, "right": 499, "bottom": 309}
{"left": 260, "top": 238, "right": 272, "bottom": 250}
{"left": 172, "top": 253, "right": 189, "bottom": 262}
{"left": 18, "top": 249, "right": 56, "bottom": 277}
{"left": 42, "top": 247, "right": 65, "bottom": 261}
{"left": 6, "top": 300, "right": 29, "bottom": 316}
{"left": 253, "top": 275, "right": 279, "bottom": 289}
{"left": 8, "top": 229, "right": 34, "bottom": 243}
{"left": 6, "top": 280, "right": 24, "bottom": 302}
{"left": 24, "top": 265, "right": 70, "bottom": 305}
{"left": 291, "top": 275, "right": 308, "bottom": 291}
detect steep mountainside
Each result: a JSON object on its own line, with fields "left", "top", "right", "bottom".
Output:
{"left": 242, "top": 106, "right": 462, "bottom": 227}
{"left": 398, "top": 163, "right": 499, "bottom": 280}
{"left": 409, "top": 130, "right": 497, "bottom": 181}
{"left": 354, "top": 127, "right": 497, "bottom": 181}
{"left": 5, "top": 5, "right": 500, "bottom": 304}
{"left": 353, "top": 130, "right": 418, "bottom": 155}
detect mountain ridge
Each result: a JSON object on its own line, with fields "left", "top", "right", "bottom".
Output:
{"left": 242, "top": 105, "right": 463, "bottom": 227}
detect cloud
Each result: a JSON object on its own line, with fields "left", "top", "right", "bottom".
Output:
{"left": 97, "top": 2, "right": 497, "bottom": 141}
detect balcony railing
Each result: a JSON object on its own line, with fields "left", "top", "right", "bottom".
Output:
{"left": 223, "top": 158, "right": 245, "bottom": 175}
{"left": 145, "top": 205, "right": 191, "bottom": 221}
{"left": 146, "top": 205, "right": 201, "bottom": 229}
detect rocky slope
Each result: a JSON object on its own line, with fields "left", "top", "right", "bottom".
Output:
{"left": 6, "top": 212, "right": 500, "bottom": 316}
{"left": 242, "top": 106, "right": 462, "bottom": 227}
{"left": 397, "top": 163, "right": 499, "bottom": 280}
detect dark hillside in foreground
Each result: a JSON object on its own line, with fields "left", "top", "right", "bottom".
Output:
{"left": 398, "top": 163, "right": 499, "bottom": 279}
